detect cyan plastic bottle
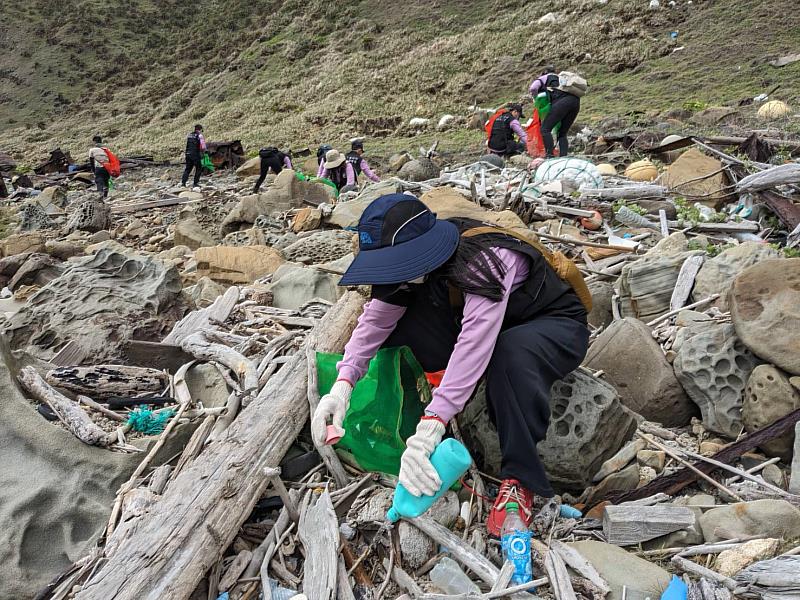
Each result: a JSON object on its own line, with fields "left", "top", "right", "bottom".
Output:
{"left": 386, "top": 438, "right": 472, "bottom": 522}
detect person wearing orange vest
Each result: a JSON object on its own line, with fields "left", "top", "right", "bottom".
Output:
{"left": 88, "top": 135, "right": 111, "bottom": 199}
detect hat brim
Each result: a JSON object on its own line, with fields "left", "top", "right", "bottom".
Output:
{"left": 325, "top": 157, "right": 345, "bottom": 168}
{"left": 339, "top": 220, "right": 459, "bottom": 286}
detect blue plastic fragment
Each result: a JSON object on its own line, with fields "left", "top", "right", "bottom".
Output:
{"left": 559, "top": 504, "right": 583, "bottom": 519}
{"left": 660, "top": 575, "right": 688, "bottom": 600}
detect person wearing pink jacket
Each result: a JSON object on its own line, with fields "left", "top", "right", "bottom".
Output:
{"left": 311, "top": 193, "right": 589, "bottom": 536}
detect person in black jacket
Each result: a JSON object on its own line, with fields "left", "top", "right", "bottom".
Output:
{"left": 253, "top": 147, "right": 293, "bottom": 193}
{"left": 181, "top": 124, "right": 207, "bottom": 188}
{"left": 487, "top": 104, "right": 528, "bottom": 157}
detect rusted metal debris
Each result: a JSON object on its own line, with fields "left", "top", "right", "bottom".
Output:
{"left": 207, "top": 140, "right": 246, "bottom": 169}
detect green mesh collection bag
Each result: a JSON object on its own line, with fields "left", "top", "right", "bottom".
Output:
{"left": 316, "top": 346, "right": 431, "bottom": 475}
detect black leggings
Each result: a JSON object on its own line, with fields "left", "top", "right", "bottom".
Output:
{"left": 181, "top": 155, "right": 203, "bottom": 187}
{"left": 253, "top": 155, "right": 284, "bottom": 193}
{"left": 541, "top": 94, "right": 580, "bottom": 157}
{"left": 94, "top": 167, "right": 110, "bottom": 198}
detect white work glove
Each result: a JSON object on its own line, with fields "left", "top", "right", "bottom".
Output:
{"left": 311, "top": 380, "right": 353, "bottom": 447}
{"left": 398, "top": 418, "right": 446, "bottom": 497}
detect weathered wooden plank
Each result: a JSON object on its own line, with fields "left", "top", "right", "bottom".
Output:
{"left": 163, "top": 285, "right": 239, "bottom": 346}
{"left": 603, "top": 505, "right": 696, "bottom": 546}
{"left": 46, "top": 365, "right": 167, "bottom": 398}
{"left": 122, "top": 340, "right": 194, "bottom": 372}
{"left": 670, "top": 254, "right": 705, "bottom": 311}
{"left": 73, "top": 292, "right": 364, "bottom": 600}
{"left": 298, "top": 490, "right": 338, "bottom": 600}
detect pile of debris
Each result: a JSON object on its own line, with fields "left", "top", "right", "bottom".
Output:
{"left": 1, "top": 132, "right": 800, "bottom": 600}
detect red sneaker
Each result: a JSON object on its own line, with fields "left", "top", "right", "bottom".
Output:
{"left": 486, "top": 479, "right": 534, "bottom": 537}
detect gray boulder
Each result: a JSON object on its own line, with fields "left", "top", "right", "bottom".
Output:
{"left": 327, "top": 181, "right": 400, "bottom": 229}
{"left": 65, "top": 197, "right": 112, "bottom": 233}
{"left": 699, "top": 500, "right": 800, "bottom": 542}
{"left": 742, "top": 365, "right": 800, "bottom": 460}
{"left": 3, "top": 248, "right": 190, "bottom": 363}
{"left": 673, "top": 321, "right": 760, "bottom": 438}
{"left": 460, "top": 369, "right": 637, "bottom": 492}
{"left": 693, "top": 242, "right": 780, "bottom": 309}
{"left": 730, "top": 258, "right": 800, "bottom": 376}
{"left": 174, "top": 209, "right": 216, "bottom": 250}
{"left": 587, "top": 281, "right": 614, "bottom": 328}
{"left": 584, "top": 318, "right": 697, "bottom": 426}
{"left": 399, "top": 491, "right": 459, "bottom": 569}
{"left": 268, "top": 265, "right": 343, "bottom": 310}
{"left": 569, "top": 541, "right": 671, "bottom": 600}
{"left": 398, "top": 158, "right": 439, "bottom": 182}
{"left": 281, "top": 230, "right": 354, "bottom": 265}
{"left": 617, "top": 251, "right": 700, "bottom": 322}
{"left": 185, "top": 362, "right": 232, "bottom": 408}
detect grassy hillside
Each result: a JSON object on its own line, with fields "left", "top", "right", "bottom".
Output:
{"left": 0, "top": 0, "right": 798, "bottom": 163}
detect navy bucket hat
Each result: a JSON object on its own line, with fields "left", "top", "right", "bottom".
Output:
{"left": 339, "top": 193, "right": 459, "bottom": 286}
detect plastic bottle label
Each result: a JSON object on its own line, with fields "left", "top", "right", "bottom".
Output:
{"left": 501, "top": 530, "right": 532, "bottom": 585}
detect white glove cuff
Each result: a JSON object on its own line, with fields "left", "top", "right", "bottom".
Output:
{"left": 330, "top": 379, "right": 353, "bottom": 402}
{"left": 416, "top": 418, "right": 446, "bottom": 440}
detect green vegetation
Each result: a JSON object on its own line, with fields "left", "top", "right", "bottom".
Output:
{"left": 612, "top": 200, "right": 647, "bottom": 215}
{"left": 0, "top": 0, "right": 798, "bottom": 162}
{"left": 688, "top": 239, "right": 733, "bottom": 257}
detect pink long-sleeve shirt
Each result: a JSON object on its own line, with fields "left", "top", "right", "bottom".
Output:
{"left": 529, "top": 74, "right": 549, "bottom": 96}
{"left": 510, "top": 119, "right": 528, "bottom": 144}
{"left": 357, "top": 158, "right": 381, "bottom": 183}
{"left": 337, "top": 248, "right": 529, "bottom": 422}
{"left": 320, "top": 162, "right": 356, "bottom": 186}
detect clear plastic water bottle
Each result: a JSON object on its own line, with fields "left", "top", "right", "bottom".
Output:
{"left": 501, "top": 502, "right": 532, "bottom": 585}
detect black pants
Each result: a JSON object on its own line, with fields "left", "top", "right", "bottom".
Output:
{"left": 94, "top": 166, "right": 110, "bottom": 198}
{"left": 386, "top": 311, "right": 588, "bottom": 497}
{"left": 541, "top": 94, "right": 580, "bottom": 157}
{"left": 488, "top": 140, "right": 526, "bottom": 157}
{"left": 182, "top": 155, "right": 203, "bottom": 187}
{"left": 485, "top": 316, "right": 588, "bottom": 496}
{"left": 253, "top": 155, "right": 284, "bottom": 193}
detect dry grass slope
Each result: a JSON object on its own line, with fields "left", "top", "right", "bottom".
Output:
{"left": 0, "top": 0, "right": 798, "bottom": 161}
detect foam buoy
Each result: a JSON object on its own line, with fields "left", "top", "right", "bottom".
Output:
{"left": 596, "top": 163, "right": 617, "bottom": 176}
{"left": 580, "top": 210, "right": 604, "bottom": 231}
{"left": 658, "top": 134, "right": 684, "bottom": 163}
{"left": 758, "top": 100, "right": 791, "bottom": 120}
{"left": 625, "top": 159, "right": 658, "bottom": 182}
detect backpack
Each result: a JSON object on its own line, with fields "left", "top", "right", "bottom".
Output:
{"left": 102, "top": 148, "right": 121, "bottom": 177}
{"left": 259, "top": 147, "right": 279, "bottom": 159}
{"left": 557, "top": 71, "right": 588, "bottom": 98}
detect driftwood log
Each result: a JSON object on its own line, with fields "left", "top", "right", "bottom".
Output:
{"left": 297, "top": 490, "right": 339, "bottom": 600}
{"left": 18, "top": 366, "right": 112, "bottom": 446}
{"left": 46, "top": 365, "right": 167, "bottom": 398}
{"left": 73, "top": 291, "right": 364, "bottom": 600}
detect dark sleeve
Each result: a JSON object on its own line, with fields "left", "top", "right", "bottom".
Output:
{"left": 371, "top": 284, "right": 414, "bottom": 307}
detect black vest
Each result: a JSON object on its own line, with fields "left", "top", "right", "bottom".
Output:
{"left": 327, "top": 163, "right": 348, "bottom": 190}
{"left": 346, "top": 151, "right": 362, "bottom": 180}
{"left": 259, "top": 148, "right": 286, "bottom": 174}
{"left": 488, "top": 112, "right": 515, "bottom": 153}
{"left": 544, "top": 73, "right": 567, "bottom": 102}
{"left": 185, "top": 132, "right": 202, "bottom": 157}
{"left": 375, "top": 221, "right": 586, "bottom": 372}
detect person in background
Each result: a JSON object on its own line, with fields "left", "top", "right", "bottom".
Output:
{"left": 487, "top": 103, "right": 527, "bottom": 157}
{"left": 253, "top": 147, "right": 293, "bottom": 193}
{"left": 528, "top": 65, "right": 558, "bottom": 98}
{"left": 181, "top": 124, "right": 207, "bottom": 189}
{"left": 311, "top": 193, "right": 590, "bottom": 537}
{"left": 88, "top": 135, "right": 111, "bottom": 199}
{"left": 346, "top": 141, "right": 380, "bottom": 186}
{"left": 530, "top": 66, "right": 581, "bottom": 158}
{"left": 316, "top": 144, "right": 333, "bottom": 177}
{"left": 319, "top": 149, "right": 356, "bottom": 192}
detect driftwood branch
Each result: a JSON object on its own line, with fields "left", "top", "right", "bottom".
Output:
{"left": 180, "top": 332, "right": 259, "bottom": 393}
{"left": 18, "top": 366, "right": 113, "bottom": 446}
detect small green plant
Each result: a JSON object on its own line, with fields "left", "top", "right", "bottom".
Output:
{"left": 674, "top": 197, "right": 701, "bottom": 223}
{"left": 682, "top": 100, "right": 709, "bottom": 112}
{"left": 769, "top": 243, "right": 800, "bottom": 259}
{"left": 612, "top": 199, "right": 647, "bottom": 215}
{"left": 688, "top": 239, "right": 733, "bottom": 257}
